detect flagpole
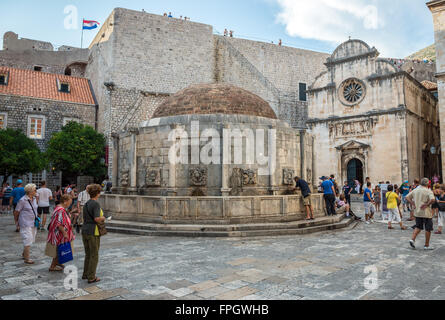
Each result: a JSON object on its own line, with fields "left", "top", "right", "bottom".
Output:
{"left": 81, "top": 17, "right": 84, "bottom": 48}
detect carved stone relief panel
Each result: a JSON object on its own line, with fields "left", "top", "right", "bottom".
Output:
{"left": 120, "top": 170, "right": 130, "bottom": 187}
{"left": 242, "top": 169, "right": 257, "bottom": 185}
{"left": 283, "top": 168, "right": 295, "bottom": 185}
{"left": 146, "top": 168, "right": 161, "bottom": 187}
{"left": 229, "top": 168, "right": 244, "bottom": 196}
{"left": 329, "top": 119, "right": 372, "bottom": 138}
{"left": 189, "top": 167, "right": 208, "bottom": 186}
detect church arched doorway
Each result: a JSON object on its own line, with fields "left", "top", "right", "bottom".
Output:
{"left": 347, "top": 158, "right": 363, "bottom": 192}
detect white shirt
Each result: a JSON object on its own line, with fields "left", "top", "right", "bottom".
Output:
{"left": 78, "top": 191, "right": 90, "bottom": 206}
{"left": 37, "top": 188, "right": 52, "bottom": 207}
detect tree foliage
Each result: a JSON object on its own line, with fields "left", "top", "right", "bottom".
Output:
{"left": 0, "top": 128, "right": 47, "bottom": 183}
{"left": 46, "top": 122, "right": 106, "bottom": 178}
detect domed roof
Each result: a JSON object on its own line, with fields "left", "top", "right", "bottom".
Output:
{"left": 152, "top": 83, "right": 277, "bottom": 119}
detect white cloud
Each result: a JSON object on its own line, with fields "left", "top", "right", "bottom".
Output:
{"left": 275, "top": 0, "right": 433, "bottom": 57}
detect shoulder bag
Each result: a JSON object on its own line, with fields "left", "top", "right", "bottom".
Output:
{"left": 27, "top": 199, "right": 41, "bottom": 228}
{"left": 86, "top": 201, "right": 107, "bottom": 237}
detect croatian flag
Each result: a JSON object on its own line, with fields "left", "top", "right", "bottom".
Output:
{"left": 83, "top": 20, "right": 100, "bottom": 30}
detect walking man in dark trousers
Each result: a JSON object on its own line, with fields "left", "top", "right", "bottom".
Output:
{"left": 321, "top": 176, "right": 337, "bottom": 216}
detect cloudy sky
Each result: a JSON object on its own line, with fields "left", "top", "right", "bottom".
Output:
{"left": 0, "top": 0, "right": 435, "bottom": 58}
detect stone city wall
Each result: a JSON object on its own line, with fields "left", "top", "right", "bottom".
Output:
{"left": 0, "top": 32, "right": 89, "bottom": 76}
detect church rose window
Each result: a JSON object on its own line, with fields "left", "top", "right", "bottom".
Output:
{"left": 338, "top": 78, "right": 366, "bottom": 106}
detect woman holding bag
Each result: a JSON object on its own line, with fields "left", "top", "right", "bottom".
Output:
{"left": 82, "top": 184, "right": 106, "bottom": 284}
{"left": 45, "top": 194, "right": 75, "bottom": 272}
{"left": 13, "top": 184, "right": 39, "bottom": 265}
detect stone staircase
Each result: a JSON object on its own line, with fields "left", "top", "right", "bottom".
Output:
{"left": 217, "top": 36, "right": 282, "bottom": 102}
{"left": 105, "top": 214, "right": 357, "bottom": 238}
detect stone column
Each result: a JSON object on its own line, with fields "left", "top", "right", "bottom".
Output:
{"left": 129, "top": 129, "right": 138, "bottom": 194}
{"left": 221, "top": 123, "right": 231, "bottom": 196}
{"left": 268, "top": 125, "right": 279, "bottom": 195}
{"left": 111, "top": 133, "right": 120, "bottom": 192}
{"left": 300, "top": 131, "right": 305, "bottom": 180}
{"left": 363, "top": 150, "right": 369, "bottom": 182}
{"left": 399, "top": 112, "right": 409, "bottom": 181}
{"left": 167, "top": 124, "right": 179, "bottom": 196}
{"left": 428, "top": 0, "right": 445, "bottom": 178}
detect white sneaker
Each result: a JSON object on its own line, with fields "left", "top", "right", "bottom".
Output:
{"left": 409, "top": 240, "right": 416, "bottom": 249}
{"left": 424, "top": 246, "right": 434, "bottom": 251}
{"left": 366, "top": 221, "right": 370, "bottom": 225}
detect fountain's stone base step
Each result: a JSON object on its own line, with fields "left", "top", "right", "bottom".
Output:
{"left": 106, "top": 214, "right": 357, "bottom": 238}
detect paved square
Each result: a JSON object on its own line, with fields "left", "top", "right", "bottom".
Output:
{"left": 1, "top": 203, "right": 445, "bottom": 300}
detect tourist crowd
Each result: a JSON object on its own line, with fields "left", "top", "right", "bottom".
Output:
{"left": 0, "top": 180, "right": 110, "bottom": 283}
{"left": 294, "top": 174, "right": 444, "bottom": 251}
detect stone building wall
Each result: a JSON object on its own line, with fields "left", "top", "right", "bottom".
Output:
{"left": 0, "top": 32, "right": 89, "bottom": 75}
{"left": 214, "top": 36, "right": 329, "bottom": 128}
{"left": 0, "top": 94, "right": 96, "bottom": 188}
{"left": 404, "top": 76, "right": 441, "bottom": 180}
{"left": 108, "top": 8, "right": 215, "bottom": 93}
{"left": 428, "top": 0, "right": 445, "bottom": 176}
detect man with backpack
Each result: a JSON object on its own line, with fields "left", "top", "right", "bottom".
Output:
{"left": 1, "top": 183, "right": 13, "bottom": 214}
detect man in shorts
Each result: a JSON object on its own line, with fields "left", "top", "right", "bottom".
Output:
{"left": 363, "top": 182, "right": 376, "bottom": 224}
{"left": 36, "top": 181, "right": 52, "bottom": 231}
{"left": 400, "top": 181, "right": 410, "bottom": 213}
{"left": 294, "top": 177, "right": 314, "bottom": 220}
{"left": 406, "top": 178, "right": 436, "bottom": 250}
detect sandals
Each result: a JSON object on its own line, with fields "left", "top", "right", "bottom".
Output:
{"left": 388, "top": 227, "right": 395, "bottom": 230}
{"left": 57, "top": 264, "right": 65, "bottom": 269}
{"left": 88, "top": 277, "right": 101, "bottom": 284}
{"left": 24, "top": 260, "right": 35, "bottom": 265}
{"left": 49, "top": 266, "right": 64, "bottom": 272}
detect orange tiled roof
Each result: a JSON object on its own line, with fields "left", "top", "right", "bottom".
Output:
{"left": 0, "top": 66, "right": 95, "bottom": 105}
{"left": 421, "top": 80, "right": 438, "bottom": 91}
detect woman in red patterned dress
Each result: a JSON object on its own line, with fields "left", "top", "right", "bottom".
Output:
{"left": 45, "top": 194, "right": 75, "bottom": 272}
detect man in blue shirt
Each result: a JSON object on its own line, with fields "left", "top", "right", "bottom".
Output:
{"left": 400, "top": 181, "right": 410, "bottom": 213}
{"left": 342, "top": 181, "right": 352, "bottom": 205}
{"left": 10, "top": 180, "right": 25, "bottom": 232}
{"left": 363, "top": 182, "right": 376, "bottom": 224}
{"left": 321, "top": 176, "right": 337, "bottom": 216}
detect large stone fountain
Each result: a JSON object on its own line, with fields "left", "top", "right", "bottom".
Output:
{"left": 99, "top": 84, "right": 353, "bottom": 234}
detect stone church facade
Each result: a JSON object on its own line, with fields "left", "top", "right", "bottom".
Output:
{"left": 307, "top": 40, "right": 440, "bottom": 187}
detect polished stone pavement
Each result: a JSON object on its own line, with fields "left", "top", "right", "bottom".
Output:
{"left": 1, "top": 203, "right": 445, "bottom": 300}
